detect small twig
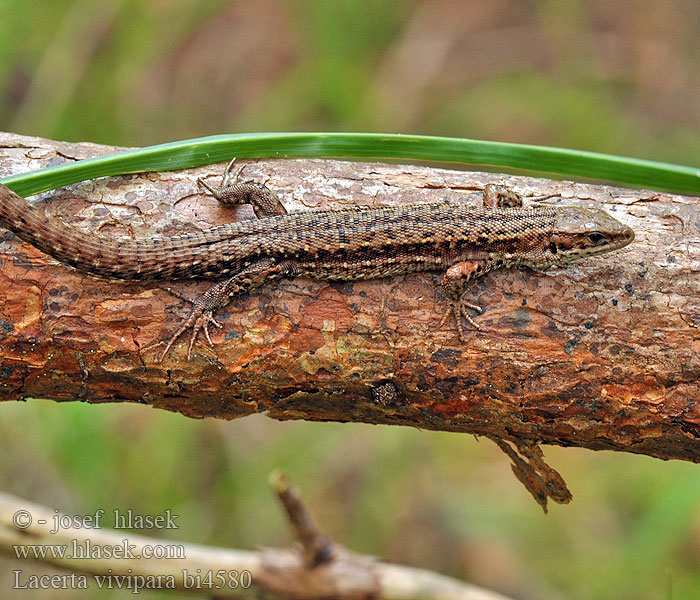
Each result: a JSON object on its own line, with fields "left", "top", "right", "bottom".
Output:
{"left": 269, "top": 470, "right": 334, "bottom": 567}
{"left": 490, "top": 437, "right": 572, "bottom": 512}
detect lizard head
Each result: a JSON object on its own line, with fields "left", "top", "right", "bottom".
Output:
{"left": 546, "top": 206, "right": 634, "bottom": 265}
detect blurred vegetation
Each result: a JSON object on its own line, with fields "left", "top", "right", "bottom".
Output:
{"left": 1, "top": 1, "right": 699, "bottom": 599}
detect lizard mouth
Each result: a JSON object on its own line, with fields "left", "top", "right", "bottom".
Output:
{"left": 620, "top": 226, "right": 635, "bottom": 246}
{"left": 558, "top": 226, "right": 634, "bottom": 263}
{"left": 551, "top": 206, "right": 635, "bottom": 264}
{"left": 611, "top": 225, "right": 635, "bottom": 244}
{"left": 591, "top": 225, "right": 635, "bottom": 255}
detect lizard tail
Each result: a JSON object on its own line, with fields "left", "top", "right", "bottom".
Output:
{"left": 0, "top": 184, "right": 254, "bottom": 280}
{"left": 0, "top": 184, "right": 178, "bottom": 280}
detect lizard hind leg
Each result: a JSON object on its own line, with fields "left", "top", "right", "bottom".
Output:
{"left": 439, "top": 260, "right": 489, "bottom": 341}
{"left": 482, "top": 183, "right": 523, "bottom": 208}
{"left": 220, "top": 156, "right": 245, "bottom": 187}
{"left": 157, "top": 286, "right": 226, "bottom": 362}
{"left": 196, "top": 158, "right": 288, "bottom": 218}
{"left": 156, "top": 257, "right": 290, "bottom": 362}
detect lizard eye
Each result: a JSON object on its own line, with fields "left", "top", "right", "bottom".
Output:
{"left": 587, "top": 232, "right": 607, "bottom": 245}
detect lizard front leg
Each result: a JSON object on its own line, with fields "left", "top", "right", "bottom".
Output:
{"left": 197, "top": 157, "right": 288, "bottom": 218}
{"left": 439, "top": 261, "right": 489, "bottom": 341}
{"left": 437, "top": 184, "right": 521, "bottom": 340}
{"left": 158, "top": 258, "right": 295, "bottom": 362}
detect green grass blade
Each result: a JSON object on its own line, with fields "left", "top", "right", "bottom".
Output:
{"left": 2, "top": 132, "right": 699, "bottom": 196}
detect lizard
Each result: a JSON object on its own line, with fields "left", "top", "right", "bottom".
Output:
{"left": 0, "top": 159, "right": 634, "bottom": 361}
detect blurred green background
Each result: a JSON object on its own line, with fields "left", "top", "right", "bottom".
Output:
{"left": 1, "top": 1, "right": 699, "bottom": 599}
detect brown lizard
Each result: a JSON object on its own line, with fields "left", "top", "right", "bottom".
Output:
{"left": 0, "top": 159, "right": 634, "bottom": 361}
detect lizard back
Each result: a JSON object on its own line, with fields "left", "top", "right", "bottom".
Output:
{"left": 0, "top": 185, "right": 556, "bottom": 281}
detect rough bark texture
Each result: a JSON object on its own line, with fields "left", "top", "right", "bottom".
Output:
{"left": 1, "top": 132, "right": 699, "bottom": 465}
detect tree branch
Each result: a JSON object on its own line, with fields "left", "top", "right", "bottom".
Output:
{"left": 1, "top": 132, "right": 699, "bottom": 508}
{"left": 0, "top": 478, "right": 513, "bottom": 600}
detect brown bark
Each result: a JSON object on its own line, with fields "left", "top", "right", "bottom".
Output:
{"left": 1, "top": 132, "right": 699, "bottom": 475}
